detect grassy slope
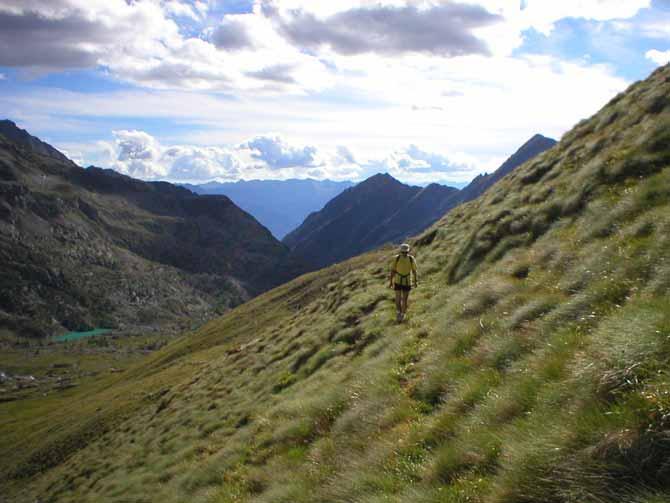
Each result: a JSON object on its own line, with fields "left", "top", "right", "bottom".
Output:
{"left": 2, "top": 65, "right": 670, "bottom": 503}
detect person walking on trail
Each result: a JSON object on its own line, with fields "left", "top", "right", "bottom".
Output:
{"left": 389, "top": 243, "right": 418, "bottom": 323}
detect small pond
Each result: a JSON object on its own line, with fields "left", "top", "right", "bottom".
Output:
{"left": 54, "top": 328, "right": 113, "bottom": 342}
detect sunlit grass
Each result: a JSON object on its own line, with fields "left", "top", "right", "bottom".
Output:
{"left": 2, "top": 65, "right": 670, "bottom": 503}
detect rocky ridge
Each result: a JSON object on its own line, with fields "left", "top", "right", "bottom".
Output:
{"left": 284, "top": 134, "right": 555, "bottom": 270}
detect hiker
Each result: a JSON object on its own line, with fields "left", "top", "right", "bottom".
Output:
{"left": 388, "top": 243, "right": 418, "bottom": 322}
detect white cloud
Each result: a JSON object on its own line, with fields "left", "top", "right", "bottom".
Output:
{"left": 75, "top": 128, "right": 500, "bottom": 185}
{"left": 2, "top": 48, "right": 628, "bottom": 184}
{"left": 210, "top": 18, "right": 256, "bottom": 50}
{"left": 245, "top": 135, "right": 319, "bottom": 168}
{"left": 365, "top": 144, "right": 484, "bottom": 185}
{"left": 0, "top": 0, "right": 651, "bottom": 94}
{"left": 164, "top": 145, "right": 242, "bottom": 180}
{"left": 261, "top": 0, "right": 652, "bottom": 58}
{"left": 57, "top": 148, "right": 84, "bottom": 166}
{"left": 0, "top": 0, "right": 329, "bottom": 93}
{"left": 646, "top": 49, "right": 670, "bottom": 66}
{"left": 0, "top": 73, "right": 5, "bottom": 80}
{"left": 108, "top": 130, "right": 244, "bottom": 181}
{"left": 267, "top": 2, "right": 501, "bottom": 57}
{"left": 112, "top": 130, "right": 168, "bottom": 179}
{"left": 96, "top": 130, "right": 363, "bottom": 182}
{"left": 1, "top": 0, "right": 648, "bottom": 185}
{"left": 164, "top": 0, "right": 201, "bottom": 20}
{"left": 0, "top": 0, "right": 182, "bottom": 73}
{"left": 194, "top": 1, "right": 209, "bottom": 18}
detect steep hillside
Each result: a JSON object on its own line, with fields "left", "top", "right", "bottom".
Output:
{"left": 3, "top": 64, "right": 670, "bottom": 503}
{"left": 183, "top": 179, "right": 354, "bottom": 239}
{"left": 0, "top": 122, "right": 306, "bottom": 337}
{"left": 284, "top": 135, "right": 554, "bottom": 271}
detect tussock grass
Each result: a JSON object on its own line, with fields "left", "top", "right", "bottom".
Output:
{"left": 4, "top": 65, "right": 670, "bottom": 503}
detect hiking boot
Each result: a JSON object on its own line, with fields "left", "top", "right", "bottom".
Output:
{"left": 396, "top": 312, "right": 402, "bottom": 323}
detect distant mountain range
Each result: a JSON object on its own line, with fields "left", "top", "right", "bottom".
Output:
{"left": 0, "top": 118, "right": 556, "bottom": 335}
{"left": 282, "top": 174, "right": 457, "bottom": 269}
{"left": 6, "top": 62, "right": 670, "bottom": 503}
{"left": 182, "top": 179, "right": 354, "bottom": 239}
{"left": 0, "top": 120, "right": 307, "bottom": 337}
{"left": 284, "top": 134, "right": 557, "bottom": 270}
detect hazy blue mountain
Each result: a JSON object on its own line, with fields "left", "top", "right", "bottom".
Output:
{"left": 183, "top": 179, "right": 354, "bottom": 239}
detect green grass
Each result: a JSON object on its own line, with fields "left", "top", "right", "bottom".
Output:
{"left": 2, "top": 64, "right": 670, "bottom": 503}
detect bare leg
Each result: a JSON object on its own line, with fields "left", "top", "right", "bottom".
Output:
{"left": 401, "top": 290, "right": 410, "bottom": 316}
{"left": 395, "top": 290, "right": 402, "bottom": 314}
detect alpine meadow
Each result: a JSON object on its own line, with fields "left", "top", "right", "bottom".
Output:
{"left": 2, "top": 59, "right": 670, "bottom": 503}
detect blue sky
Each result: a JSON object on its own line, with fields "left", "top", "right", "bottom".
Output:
{"left": 1, "top": 0, "right": 669, "bottom": 186}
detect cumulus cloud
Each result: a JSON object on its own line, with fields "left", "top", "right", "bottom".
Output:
{"left": 244, "top": 135, "right": 320, "bottom": 168}
{"left": 164, "top": 146, "right": 242, "bottom": 180}
{"left": 0, "top": 0, "right": 652, "bottom": 95}
{"left": 646, "top": 49, "right": 670, "bottom": 66}
{"left": 0, "top": 0, "right": 181, "bottom": 72}
{"left": 210, "top": 18, "right": 255, "bottom": 50}
{"left": 112, "top": 130, "right": 168, "bottom": 179}
{"left": 0, "top": 0, "right": 336, "bottom": 93}
{"left": 85, "top": 127, "right": 485, "bottom": 185}
{"left": 335, "top": 146, "right": 356, "bottom": 165}
{"left": 268, "top": 2, "right": 501, "bottom": 56}
{"left": 3, "top": 0, "right": 655, "bottom": 179}
{"left": 98, "top": 130, "right": 366, "bottom": 182}
{"left": 4, "top": 49, "right": 628, "bottom": 183}
{"left": 57, "top": 148, "right": 85, "bottom": 166}
{"left": 366, "top": 145, "right": 478, "bottom": 185}
{"left": 110, "top": 37, "right": 235, "bottom": 90}
{"left": 108, "top": 130, "right": 245, "bottom": 181}
{"left": 0, "top": 9, "right": 101, "bottom": 69}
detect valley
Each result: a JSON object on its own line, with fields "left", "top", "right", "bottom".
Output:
{"left": 1, "top": 62, "right": 669, "bottom": 503}
{"left": 183, "top": 179, "right": 354, "bottom": 240}
{"left": 0, "top": 120, "right": 308, "bottom": 341}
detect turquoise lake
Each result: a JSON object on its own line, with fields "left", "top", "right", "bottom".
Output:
{"left": 54, "top": 328, "right": 112, "bottom": 342}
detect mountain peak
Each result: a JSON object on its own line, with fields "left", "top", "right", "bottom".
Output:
{"left": 0, "top": 119, "right": 70, "bottom": 162}
{"left": 355, "top": 173, "right": 417, "bottom": 192}
{"left": 362, "top": 172, "right": 397, "bottom": 184}
{"left": 518, "top": 133, "right": 558, "bottom": 155}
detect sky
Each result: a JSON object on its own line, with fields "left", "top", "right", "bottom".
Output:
{"left": 0, "top": 0, "right": 669, "bottom": 187}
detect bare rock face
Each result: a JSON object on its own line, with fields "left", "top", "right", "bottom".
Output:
{"left": 0, "top": 122, "right": 307, "bottom": 338}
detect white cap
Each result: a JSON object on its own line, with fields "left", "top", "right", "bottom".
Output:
{"left": 400, "top": 243, "right": 410, "bottom": 253}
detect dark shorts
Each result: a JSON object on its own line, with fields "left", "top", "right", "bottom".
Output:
{"left": 394, "top": 284, "right": 411, "bottom": 292}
